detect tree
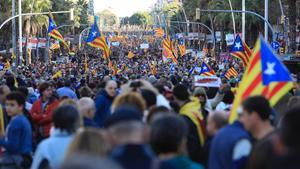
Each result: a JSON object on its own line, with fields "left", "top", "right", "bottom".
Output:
{"left": 129, "top": 11, "right": 152, "bottom": 26}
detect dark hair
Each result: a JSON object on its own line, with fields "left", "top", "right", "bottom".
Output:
{"left": 173, "top": 84, "right": 189, "bottom": 101}
{"left": 64, "top": 79, "right": 72, "bottom": 87}
{"left": 5, "top": 75, "right": 15, "bottom": 87}
{"left": 150, "top": 115, "right": 188, "bottom": 154}
{"left": 242, "top": 96, "right": 272, "bottom": 121}
{"left": 222, "top": 90, "right": 234, "bottom": 104}
{"left": 38, "top": 82, "right": 51, "bottom": 94}
{"left": 52, "top": 105, "right": 80, "bottom": 133}
{"left": 6, "top": 92, "right": 26, "bottom": 107}
{"left": 17, "top": 86, "right": 29, "bottom": 97}
{"left": 141, "top": 89, "right": 157, "bottom": 108}
{"left": 280, "top": 105, "right": 300, "bottom": 151}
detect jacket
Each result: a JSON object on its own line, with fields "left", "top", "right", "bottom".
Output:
{"left": 179, "top": 97, "right": 206, "bottom": 164}
{"left": 30, "top": 98, "right": 60, "bottom": 137}
{"left": 30, "top": 129, "right": 74, "bottom": 169}
{"left": 0, "top": 114, "right": 32, "bottom": 155}
{"left": 94, "top": 90, "right": 114, "bottom": 127}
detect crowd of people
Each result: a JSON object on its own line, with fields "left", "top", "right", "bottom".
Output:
{"left": 0, "top": 39, "right": 299, "bottom": 169}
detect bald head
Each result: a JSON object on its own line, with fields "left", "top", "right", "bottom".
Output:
{"left": 105, "top": 80, "right": 117, "bottom": 97}
{"left": 78, "top": 97, "right": 96, "bottom": 119}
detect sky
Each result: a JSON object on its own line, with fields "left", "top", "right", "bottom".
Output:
{"left": 94, "top": 0, "right": 156, "bottom": 17}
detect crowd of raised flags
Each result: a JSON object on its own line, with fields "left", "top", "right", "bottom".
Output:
{"left": 0, "top": 13, "right": 293, "bottom": 129}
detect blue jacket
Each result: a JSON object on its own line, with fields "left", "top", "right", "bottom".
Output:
{"left": 160, "top": 155, "right": 205, "bottom": 169}
{"left": 110, "top": 144, "right": 156, "bottom": 169}
{"left": 208, "top": 121, "right": 251, "bottom": 169}
{"left": 83, "top": 117, "right": 98, "bottom": 128}
{"left": 94, "top": 90, "right": 114, "bottom": 127}
{"left": 0, "top": 114, "right": 32, "bottom": 155}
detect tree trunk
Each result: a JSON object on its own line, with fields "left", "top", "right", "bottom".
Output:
{"left": 286, "top": 0, "right": 297, "bottom": 52}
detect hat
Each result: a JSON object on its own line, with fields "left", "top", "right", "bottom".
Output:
{"left": 104, "top": 106, "right": 143, "bottom": 128}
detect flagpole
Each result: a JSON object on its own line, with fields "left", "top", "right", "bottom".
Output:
{"left": 18, "top": 0, "right": 22, "bottom": 65}
{"left": 242, "top": 0, "right": 246, "bottom": 41}
{"left": 264, "top": 0, "right": 268, "bottom": 40}
{"left": 228, "top": 0, "right": 236, "bottom": 36}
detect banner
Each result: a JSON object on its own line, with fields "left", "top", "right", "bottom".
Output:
{"left": 140, "top": 43, "right": 149, "bottom": 49}
{"left": 194, "top": 75, "right": 221, "bottom": 87}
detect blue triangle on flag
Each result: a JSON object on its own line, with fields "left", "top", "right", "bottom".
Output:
{"left": 260, "top": 36, "right": 292, "bottom": 85}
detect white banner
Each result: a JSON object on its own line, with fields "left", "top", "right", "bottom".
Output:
{"left": 194, "top": 75, "right": 221, "bottom": 87}
{"left": 140, "top": 43, "right": 149, "bottom": 49}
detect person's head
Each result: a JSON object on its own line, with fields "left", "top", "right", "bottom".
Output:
{"left": 146, "top": 106, "right": 172, "bottom": 124}
{"left": 280, "top": 105, "right": 300, "bottom": 152}
{"left": 17, "top": 86, "right": 29, "bottom": 98}
{"left": 0, "top": 85, "right": 11, "bottom": 103}
{"left": 241, "top": 96, "right": 272, "bottom": 135}
{"left": 111, "top": 92, "right": 146, "bottom": 114}
{"left": 222, "top": 90, "right": 234, "bottom": 104}
{"left": 79, "top": 86, "right": 94, "bottom": 98}
{"left": 39, "top": 82, "right": 53, "bottom": 100}
{"left": 60, "top": 154, "right": 122, "bottom": 169}
{"left": 150, "top": 115, "right": 188, "bottom": 156}
{"left": 207, "top": 111, "right": 228, "bottom": 136}
{"left": 140, "top": 89, "right": 157, "bottom": 109}
{"left": 5, "top": 92, "right": 26, "bottom": 117}
{"left": 193, "top": 87, "right": 208, "bottom": 104}
{"left": 53, "top": 105, "right": 80, "bottom": 133}
{"left": 5, "top": 75, "right": 15, "bottom": 87}
{"left": 173, "top": 84, "right": 189, "bottom": 103}
{"left": 78, "top": 97, "right": 96, "bottom": 119}
{"left": 105, "top": 106, "right": 146, "bottom": 147}
{"left": 66, "top": 128, "right": 110, "bottom": 158}
{"left": 105, "top": 80, "right": 117, "bottom": 97}
{"left": 60, "top": 99, "right": 79, "bottom": 109}
{"left": 287, "top": 96, "right": 300, "bottom": 108}
{"left": 64, "top": 79, "right": 72, "bottom": 87}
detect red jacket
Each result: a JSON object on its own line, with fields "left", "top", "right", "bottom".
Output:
{"left": 30, "top": 98, "right": 60, "bottom": 138}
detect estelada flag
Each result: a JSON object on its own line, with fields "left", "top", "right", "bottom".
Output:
{"left": 229, "top": 36, "right": 293, "bottom": 123}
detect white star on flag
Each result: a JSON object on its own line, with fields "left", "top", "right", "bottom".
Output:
{"left": 264, "top": 62, "right": 276, "bottom": 76}
{"left": 203, "top": 66, "right": 207, "bottom": 70}
{"left": 235, "top": 42, "right": 242, "bottom": 50}
{"left": 92, "top": 31, "right": 97, "bottom": 37}
{"left": 50, "top": 23, "right": 55, "bottom": 27}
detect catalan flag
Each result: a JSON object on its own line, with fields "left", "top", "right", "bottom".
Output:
{"left": 229, "top": 36, "right": 294, "bottom": 123}
{"left": 87, "top": 19, "right": 110, "bottom": 59}
{"left": 149, "top": 63, "right": 157, "bottom": 75}
{"left": 178, "top": 38, "right": 186, "bottom": 57}
{"left": 50, "top": 41, "right": 60, "bottom": 50}
{"left": 154, "top": 28, "right": 164, "bottom": 37}
{"left": 225, "top": 67, "right": 239, "bottom": 79}
{"left": 230, "top": 35, "right": 252, "bottom": 67}
{"left": 48, "top": 16, "right": 68, "bottom": 48}
{"left": 162, "top": 35, "right": 178, "bottom": 64}
{"left": 0, "top": 105, "right": 4, "bottom": 137}
{"left": 199, "top": 62, "right": 216, "bottom": 76}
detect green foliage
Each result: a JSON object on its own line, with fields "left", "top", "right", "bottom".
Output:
{"left": 129, "top": 11, "right": 152, "bottom": 25}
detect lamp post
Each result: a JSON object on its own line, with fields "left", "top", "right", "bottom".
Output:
{"left": 228, "top": 0, "right": 236, "bottom": 36}
{"left": 18, "top": 0, "right": 22, "bottom": 65}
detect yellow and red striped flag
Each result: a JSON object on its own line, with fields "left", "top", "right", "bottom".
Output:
{"left": 154, "top": 28, "right": 164, "bottom": 37}
{"left": 229, "top": 36, "right": 294, "bottom": 123}
{"left": 225, "top": 67, "right": 238, "bottom": 79}
{"left": 162, "top": 36, "right": 178, "bottom": 64}
{"left": 230, "top": 35, "right": 252, "bottom": 67}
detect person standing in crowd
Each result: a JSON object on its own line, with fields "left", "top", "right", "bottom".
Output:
{"left": 31, "top": 105, "right": 80, "bottom": 169}
{"left": 0, "top": 85, "right": 11, "bottom": 127}
{"left": 203, "top": 111, "right": 228, "bottom": 167}
{"left": 56, "top": 78, "right": 78, "bottom": 100}
{"left": 106, "top": 106, "right": 156, "bottom": 169}
{"left": 78, "top": 97, "right": 97, "bottom": 128}
{"left": 241, "top": 96, "right": 275, "bottom": 169}
{"left": 172, "top": 84, "right": 206, "bottom": 164}
{"left": 17, "top": 86, "right": 32, "bottom": 112}
{"left": 0, "top": 92, "right": 32, "bottom": 168}
{"left": 30, "top": 82, "right": 60, "bottom": 143}
{"left": 65, "top": 128, "right": 110, "bottom": 158}
{"left": 150, "top": 114, "right": 204, "bottom": 169}
{"left": 208, "top": 108, "right": 252, "bottom": 169}
{"left": 94, "top": 80, "right": 117, "bottom": 127}
{"left": 241, "top": 96, "right": 275, "bottom": 141}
